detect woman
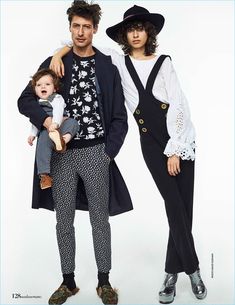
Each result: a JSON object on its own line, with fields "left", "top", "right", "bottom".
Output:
{"left": 50, "top": 5, "right": 207, "bottom": 304}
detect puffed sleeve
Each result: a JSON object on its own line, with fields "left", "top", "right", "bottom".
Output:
{"left": 51, "top": 94, "right": 66, "bottom": 126}
{"left": 162, "top": 57, "right": 196, "bottom": 160}
{"left": 30, "top": 124, "right": 39, "bottom": 137}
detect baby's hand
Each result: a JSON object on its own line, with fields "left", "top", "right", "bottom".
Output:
{"left": 49, "top": 123, "right": 59, "bottom": 132}
{"left": 28, "top": 136, "right": 35, "bottom": 146}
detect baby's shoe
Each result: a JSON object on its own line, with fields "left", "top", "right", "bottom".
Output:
{"left": 49, "top": 130, "right": 66, "bottom": 152}
{"left": 40, "top": 174, "right": 52, "bottom": 189}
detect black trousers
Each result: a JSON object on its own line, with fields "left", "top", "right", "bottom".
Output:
{"left": 125, "top": 54, "right": 199, "bottom": 275}
{"left": 140, "top": 133, "right": 199, "bottom": 274}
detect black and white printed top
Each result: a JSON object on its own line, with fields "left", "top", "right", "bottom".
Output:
{"left": 66, "top": 53, "right": 104, "bottom": 149}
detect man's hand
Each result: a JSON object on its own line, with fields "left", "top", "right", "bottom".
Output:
{"left": 27, "top": 135, "right": 35, "bottom": 146}
{"left": 43, "top": 117, "right": 53, "bottom": 130}
{"left": 167, "top": 155, "right": 181, "bottom": 176}
{"left": 48, "top": 122, "right": 59, "bottom": 132}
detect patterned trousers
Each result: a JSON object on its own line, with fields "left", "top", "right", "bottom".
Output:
{"left": 51, "top": 143, "right": 111, "bottom": 274}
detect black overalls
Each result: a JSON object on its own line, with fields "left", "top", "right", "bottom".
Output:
{"left": 125, "top": 55, "right": 199, "bottom": 274}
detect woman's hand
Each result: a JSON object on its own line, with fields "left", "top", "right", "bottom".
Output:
{"left": 49, "top": 55, "right": 65, "bottom": 78}
{"left": 167, "top": 155, "right": 181, "bottom": 176}
{"left": 49, "top": 45, "right": 71, "bottom": 77}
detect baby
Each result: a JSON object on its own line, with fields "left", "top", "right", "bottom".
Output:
{"left": 28, "top": 68, "right": 79, "bottom": 189}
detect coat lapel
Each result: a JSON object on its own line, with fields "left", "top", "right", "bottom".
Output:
{"left": 61, "top": 48, "right": 108, "bottom": 101}
{"left": 93, "top": 47, "right": 110, "bottom": 95}
{"left": 32, "top": 47, "right": 133, "bottom": 215}
{"left": 61, "top": 49, "right": 73, "bottom": 101}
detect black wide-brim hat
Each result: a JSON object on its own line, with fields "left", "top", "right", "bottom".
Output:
{"left": 106, "top": 5, "right": 165, "bottom": 42}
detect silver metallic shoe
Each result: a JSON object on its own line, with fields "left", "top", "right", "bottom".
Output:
{"left": 159, "top": 273, "right": 178, "bottom": 304}
{"left": 189, "top": 268, "right": 207, "bottom": 299}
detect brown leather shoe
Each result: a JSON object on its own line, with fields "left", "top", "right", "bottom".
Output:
{"left": 49, "top": 130, "right": 66, "bottom": 153}
{"left": 96, "top": 285, "right": 118, "bottom": 304}
{"left": 40, "top": 174, "right": 52, "bottom": 189}
{"left": 48, "top": 285, "right": 79, "bottom": 304}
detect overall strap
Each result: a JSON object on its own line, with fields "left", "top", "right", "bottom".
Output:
{"left": 146, "top": 55, "right": 171, "bottom": 93}
{"left": 125, "top": 55, "right": 145, "bottom": 94}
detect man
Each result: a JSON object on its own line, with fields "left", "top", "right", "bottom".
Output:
{"left": 18, "top": 1, "right": 132, "bottom": 304}
{"left": 50, "top": 4, "right": 207, "bottom": 305}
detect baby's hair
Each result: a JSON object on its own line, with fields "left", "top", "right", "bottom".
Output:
{"left": 31, "top": 68, "right": 61, "bottom": 92}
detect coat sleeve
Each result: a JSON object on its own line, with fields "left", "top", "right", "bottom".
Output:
{"left": 17, "top": 57, "right": 52, "bottom": 130}
{"left": 105, "top": 66, "right": 128, "bottom": 159}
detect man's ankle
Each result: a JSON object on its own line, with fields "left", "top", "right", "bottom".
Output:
{"left": 98, "top": 271, "right": 110, "bottom": 288}
{"left": 62, "top": 272, "right": 76, "bottom": 291}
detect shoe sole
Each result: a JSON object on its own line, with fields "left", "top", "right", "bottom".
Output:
{"left": 159, "top": 296, "right": 175, "bottom": 304}
{"left": 49, "top": 130, "right": 66, "bottom": 152}
{"left": 40, "top": 184, "right": 52, "bottom": 190}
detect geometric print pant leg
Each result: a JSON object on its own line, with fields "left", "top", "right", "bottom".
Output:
{"left": 51, "top": 143, "right": 111, "bottom": 275}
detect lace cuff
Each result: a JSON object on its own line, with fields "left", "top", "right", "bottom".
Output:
{"left": 164, "top": 139, "right": 196, "bottom": 161}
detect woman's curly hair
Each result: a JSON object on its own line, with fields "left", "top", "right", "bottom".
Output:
{"left": 67, "top": 0, "right": 102, "bottom": 27}
{"left": 117, "top": 20, "right": 158, "bottom": 56}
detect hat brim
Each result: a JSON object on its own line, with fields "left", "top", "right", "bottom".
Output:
{"left": 106, "top": 13, "right": 165, "bottom": 42}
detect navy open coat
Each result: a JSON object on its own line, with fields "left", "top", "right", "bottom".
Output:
{"left": 18, "top": 48, "right": 133, "bottom": 216}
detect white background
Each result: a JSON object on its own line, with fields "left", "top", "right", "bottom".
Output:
{"left": 1, "top": 1, "right": 234, "bottom": 304}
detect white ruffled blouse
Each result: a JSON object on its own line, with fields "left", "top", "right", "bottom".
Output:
{"left": 63, "top": 42, "right": 196, "bottom": 160}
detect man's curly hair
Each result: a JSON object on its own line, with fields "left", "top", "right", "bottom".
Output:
{"left": 117, "top": 20, "right": 158, "bottom": 56}
{"left": 67, "top": 0, "right": 102, "bottom": 27}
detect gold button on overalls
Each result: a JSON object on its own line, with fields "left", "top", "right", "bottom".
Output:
{"left": 135, "top": 109, "right": 140, "bottom": 115}
{"left": 139, "top": 119, "right": 144, "bottom": 124}
{"left": 161, "top": 103, "right": 167, "bottom": 110}
{"left": 142, "top": 127, "right": 147, "bottom": 133}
